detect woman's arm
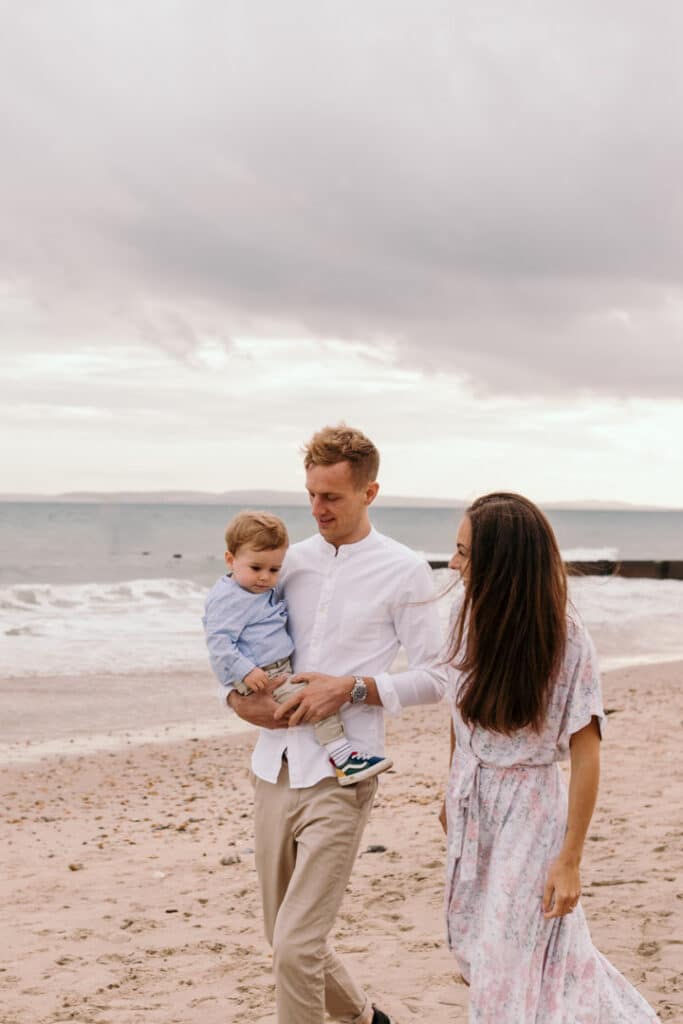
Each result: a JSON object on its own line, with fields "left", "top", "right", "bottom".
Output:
{"left": 542, "top": 716, "right": 601, "bottom": 919}
{"left": 439, "top": 719, "right": 456, "bottom": 834}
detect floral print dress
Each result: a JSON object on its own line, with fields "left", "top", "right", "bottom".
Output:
{"left": 445, "top": 612, "right": 660, "bottom": 1023}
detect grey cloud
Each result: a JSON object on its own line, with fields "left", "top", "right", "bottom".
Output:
{"left": 1, "top": 1, "right": 682, "bottom": 396}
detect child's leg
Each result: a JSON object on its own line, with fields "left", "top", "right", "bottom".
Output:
{"left": 313, "top": 714, "right": 345, "bottom": 747}
{"left": 271, "top": 680, "right": 353, "bottom": 764}
{"left": 271, "top": 677, "right": 307, "bottom": 704}
{"left": 272, "top": 680, "right": 392, "bottom": 785}
{"left": 313, "top": 714, "right": 355, "bottom": 766}
{"left": 232, "top": 679, "right": 252, "bottom": 696}
{"left": 322, "top": 709, "right": 393, "bottom": 785}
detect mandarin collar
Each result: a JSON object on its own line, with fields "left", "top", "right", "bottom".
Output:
{"left": 316, "top": 525, "right": 379, "bottom": 559}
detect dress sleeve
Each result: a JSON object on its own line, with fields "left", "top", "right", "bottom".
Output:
{"left": 566, "top": 620, "right": 607, "bottom": 739}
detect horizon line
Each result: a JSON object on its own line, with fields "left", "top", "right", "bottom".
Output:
{"left": 0, "top": 489, "right": 680, "bottom": 512}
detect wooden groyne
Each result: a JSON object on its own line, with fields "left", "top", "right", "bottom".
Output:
{"left": 427, "top": 560, "right": 683, "bottom": 580}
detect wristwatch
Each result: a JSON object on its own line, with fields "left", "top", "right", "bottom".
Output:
{"left": 350, "top": 676, "right": 368, "bottom": 705}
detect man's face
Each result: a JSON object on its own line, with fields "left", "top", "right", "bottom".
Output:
{"left": 305, "top": 461, "right": 378, "bottom": 548}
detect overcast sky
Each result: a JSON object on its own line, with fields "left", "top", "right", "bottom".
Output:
{"left": 1, "top": 2, "right": 682, "bottom": 504}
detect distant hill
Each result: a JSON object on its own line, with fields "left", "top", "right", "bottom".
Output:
{"left": 0, "top": 489, "right": 461, "bottom": 508}
{"left": 0, "top": 490, "right": 678, "bottom": 511}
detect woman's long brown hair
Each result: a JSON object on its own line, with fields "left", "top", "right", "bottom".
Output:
{"left": 448, "top": 492, "right": 568, "bottom": 733}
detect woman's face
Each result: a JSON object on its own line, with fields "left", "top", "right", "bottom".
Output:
{"left": 449, "top": 515, "right": 472, "bottom": 582}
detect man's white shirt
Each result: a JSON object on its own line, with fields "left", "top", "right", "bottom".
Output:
{"left": 223, "top": 526, "right": 447, "bottom": 788}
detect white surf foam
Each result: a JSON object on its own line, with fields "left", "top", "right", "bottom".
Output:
{"left": 2, "top": 573, "right": 683, "bottom": 680}
{"left": 560, "top": 547, "right": 620, "bottom": 562}
{"left": 431, "top": 570, "right": 683, "bottom": 672}
{"left": 421, "top": 547, "right": 621, "bottom": 564}
{"left": 0, "top": 578, "right": 208, "bottom": 677}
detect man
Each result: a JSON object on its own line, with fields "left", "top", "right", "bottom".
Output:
{"left": 225, "top": 425, "right": 446, "bottom": 1024}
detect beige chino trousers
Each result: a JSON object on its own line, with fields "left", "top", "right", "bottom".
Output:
{"left": 253, "top": 761, "right": 377, "bottom": 1023}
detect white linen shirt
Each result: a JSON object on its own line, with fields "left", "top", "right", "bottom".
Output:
{"left": 230, "top": 526, "right": 447, "bottom": 788}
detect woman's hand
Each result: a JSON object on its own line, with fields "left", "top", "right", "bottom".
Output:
{"left": 542, "top": 855, "right": 581, "bottom": 919}
{"left": 439, "top": 799, "right": 447, "bottom": 835}
{"left": 542, "top": 717, "right": 600, "bottom": 919}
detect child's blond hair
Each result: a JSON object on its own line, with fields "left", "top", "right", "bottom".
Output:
{"left": 225, "top": 511, "right": 289, "bottom": 554}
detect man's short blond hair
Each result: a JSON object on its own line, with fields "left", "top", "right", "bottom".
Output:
{"left": 302, "top": 424, "right": 380, "bottom": 487}
{"left": 225, "top": 511, "right": 289, "bottom": 554}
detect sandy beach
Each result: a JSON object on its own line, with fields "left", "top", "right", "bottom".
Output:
{"left": 1, "top": 660, "right": 682, "bottom": 1024}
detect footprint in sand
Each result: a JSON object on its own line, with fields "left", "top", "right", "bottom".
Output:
{"left": 120, "top": 917, "right": 159, "bottom": 933}
{"left": 637, "top": 940, "right": 661, "bottom": 957}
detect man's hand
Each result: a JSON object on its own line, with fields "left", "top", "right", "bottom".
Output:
{"left": 273, "top": 672, "right": 352, "bottom": 726}
{"left": 227, "top": 675, "right": 290, "bottom": 729}
{"left": 242, "top": 666, "right": 270, "bottom": 693}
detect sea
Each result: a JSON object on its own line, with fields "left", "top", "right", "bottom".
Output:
{"left": 1, "top": 501, "right": 682, "bottom": 685}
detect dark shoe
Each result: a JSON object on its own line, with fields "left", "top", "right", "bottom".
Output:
{"left": 372, "top": 1006, "right": 392, "bottom": 1024}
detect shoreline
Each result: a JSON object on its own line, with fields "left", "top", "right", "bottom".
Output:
{"left": 1, "top": 657, "right": 682, "bottom": 766}
{"left": 1, "top": 659, "right": 680, "bottom": 1023}
{"left": 0, "top": 716, "right": 256, "bottom": 766}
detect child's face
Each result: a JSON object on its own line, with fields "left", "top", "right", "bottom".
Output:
{"left": 225, "top": 545, "right": 287, "bottom": 594}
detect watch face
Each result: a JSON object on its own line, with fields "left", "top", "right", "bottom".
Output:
{"left": 352, "top": 680, "right": 367, "bottom": 703}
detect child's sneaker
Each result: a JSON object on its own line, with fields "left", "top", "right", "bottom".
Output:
{"left": 333, "top": 752, "right": 393, "bottom": 787}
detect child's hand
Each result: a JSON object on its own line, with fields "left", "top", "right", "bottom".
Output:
{"left": 243, "top": 667, "right": 270, "bottom": 693}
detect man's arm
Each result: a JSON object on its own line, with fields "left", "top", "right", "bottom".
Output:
{"left": 374, "top": 561, "right": 447, "bottom": 712}
{"left": 274, "top": 560, "right": 446, "bottom": 725}
{"left": 227, "top": 678, "right": 290, "bottom": 729}
{"left": 273, "top": 672, "right": 380, "bottom": 726}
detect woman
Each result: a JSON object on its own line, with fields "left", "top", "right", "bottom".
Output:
{"left": 442, "top": 493, "right": 659, "bottom": 1023}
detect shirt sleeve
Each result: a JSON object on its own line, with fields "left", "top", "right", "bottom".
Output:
{"left": 202, "top": 589, "right": 256, "bottom": 690}
{"left": 374, "top": 560, "right": 447, "bottom": 713}
{"left": 566, "top": 620, "right": 606, "bottom": 739}
{"left": 216, "top": 679, "right": 236, "bottom": 707}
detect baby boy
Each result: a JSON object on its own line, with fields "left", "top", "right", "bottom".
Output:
{"left": 202, "top": 510, "right": 392, "bottom": 786}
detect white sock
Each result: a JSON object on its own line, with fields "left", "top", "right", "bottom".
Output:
{"left": 325, "top": 737, "right": 354, "bottom": 766}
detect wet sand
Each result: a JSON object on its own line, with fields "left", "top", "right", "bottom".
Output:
{"left": 1, "top": 661, "right": 681, "bottom": 1022}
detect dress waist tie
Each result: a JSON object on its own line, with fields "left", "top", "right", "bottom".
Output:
{"left": 447, "top": 750, "right": 555, "bottom": 883}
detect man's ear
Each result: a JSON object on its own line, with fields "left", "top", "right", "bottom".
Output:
{"left": 365, "top": 482, "right": 380, "bottom": 506}
{"left": 224, "top": 550, "right": 234, "bottom": 569}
